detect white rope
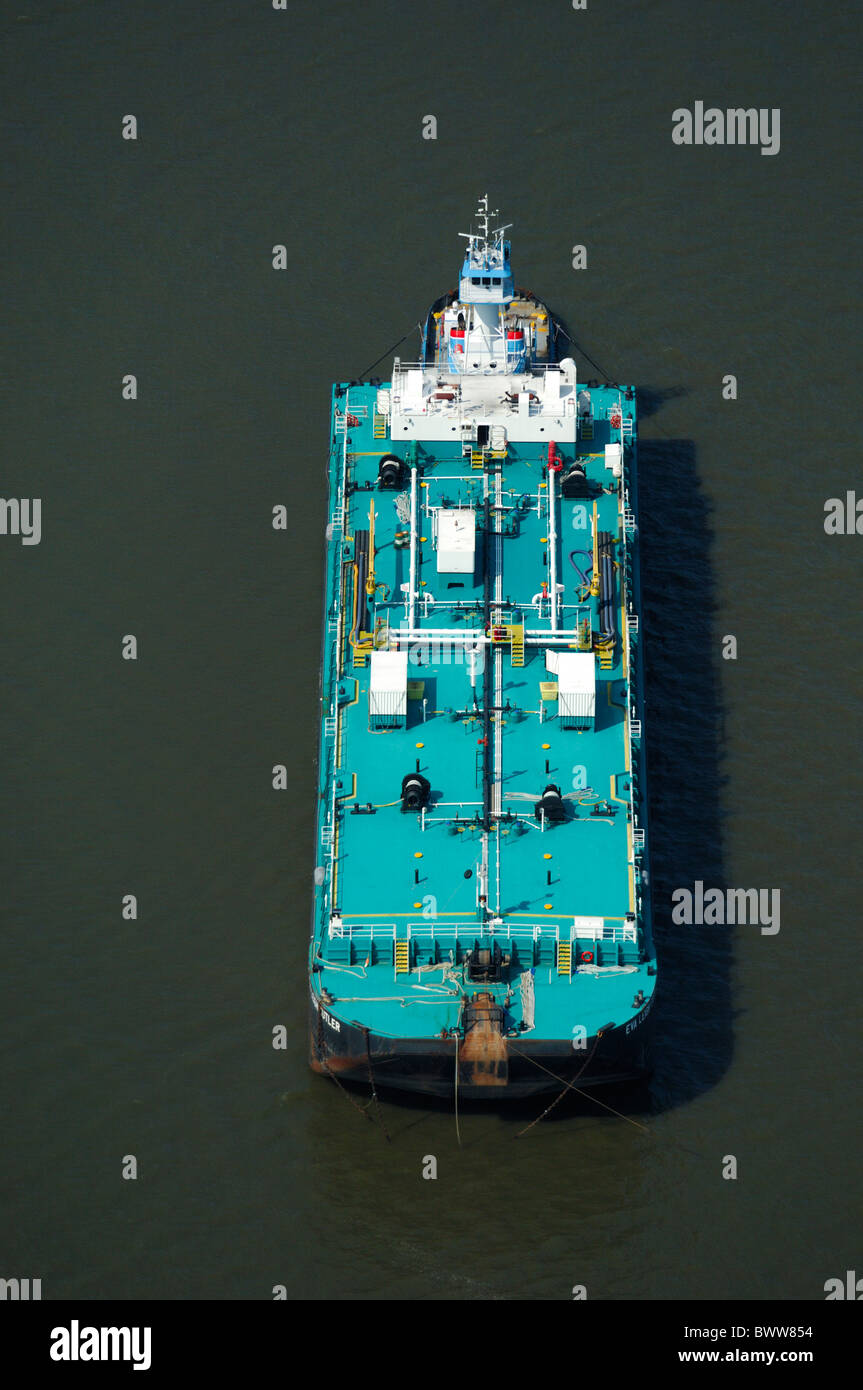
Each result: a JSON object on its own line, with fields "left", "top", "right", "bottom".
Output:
{"left": 314, "top": 956, "right": 367, "bottom": 979}
{"left": 519, "top": 970, "right": 536, "bottom": 1031}
{"left": 575, "top": 964, "right": 637, "bottom": 976}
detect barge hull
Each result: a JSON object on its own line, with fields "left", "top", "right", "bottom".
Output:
{"left": 310, "top": 994, "right": 654, "bottom": 1101}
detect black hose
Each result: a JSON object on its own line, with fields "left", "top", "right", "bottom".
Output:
{"left": 555, "top": 322, "right": 617, "bottom": 386}
{"left": 597, "top": 531, "right": 617, "bottom": 642}
{"left": 569, "top": 549, "right": 592, "bottom": 587}
{"left": 357, "top": 322, "right": 424, "bottom": 382}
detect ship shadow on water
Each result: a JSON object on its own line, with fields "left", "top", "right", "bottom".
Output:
{"left": 636, "top": 428, "right": 732, "bottom": 1115}
{"left": 315, "top": 409, "right": 732, "bottom": 1133}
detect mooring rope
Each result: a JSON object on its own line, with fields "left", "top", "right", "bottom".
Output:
{"left": 313, "top": 1005, "right": 378, "bottom": 1127}
{"left": 357, "top": 322, "right": 424, "bottom": 382}
{"left": 555, "top": 322, "right": 617, "bottom": 386}
{"left": 454, "top": 1032, "right": 461, "bottom": 1148}
{"left": 364, "top": 1026, "right": 391, "bottom": 1143}
{"left": 509, "top": 1030, "right": 606, "bottom": 1137}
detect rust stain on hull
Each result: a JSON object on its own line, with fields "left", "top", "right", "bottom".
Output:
{"left": 309, "top": 1023, "right": 366, "bottom": 1077}
{"left": 459, "top": 992, "right": 509, "bottom": 1087}
{"left": 309, "top": 1053, "right": 359, "bottom": 1077}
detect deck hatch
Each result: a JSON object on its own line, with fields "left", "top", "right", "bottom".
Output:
{"left": 436, "top": 507, "right": 476, "bottom": 574}
{"left": 547, "top": 651, "right": 596, "bottom": 729}
{"left": 369, "top": 650, "right": 408, "bottom": 729}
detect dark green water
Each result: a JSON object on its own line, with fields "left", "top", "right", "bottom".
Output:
{"left": 1, "top": 0, "right": 860, "bottom": 1299}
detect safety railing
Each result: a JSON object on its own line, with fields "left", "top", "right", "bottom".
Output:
{"left": 327, "top": 919, "right": 636, "bottom": 944}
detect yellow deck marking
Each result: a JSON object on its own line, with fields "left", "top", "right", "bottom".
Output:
{"left": 627, "top": 823, "right": 635, "bottom": 911}
{"left": 337, "top": 772, "right": 357, "bottom": 802}
{"left": 509, "top": 912, "right": 629, "bottom": 921}
{"left": 330, "top": 678, "right": 360, "bottom": 905}
{"left": 343, "top": 911, "right": 475, "bottom": 919}
{"left": 331, "top": 435, "right": 641, "bottom": 930}
{"left": 620, "top": 585, "right": 630, "bottom": 771}
{"left": 620, "top": 533, "right": 635, "bottom": 910}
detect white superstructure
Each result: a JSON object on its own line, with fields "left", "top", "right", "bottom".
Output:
{"left": 383, "top": 196, "right": 579, "bottom": 445}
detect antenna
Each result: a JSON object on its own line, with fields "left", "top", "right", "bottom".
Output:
{"left": 477, "top": 193, "right": 489, "bottom": 243}
{"left": 459, "top": 195, "right": 512, "bottom": 269}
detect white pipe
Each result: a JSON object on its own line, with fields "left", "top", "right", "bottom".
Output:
{"left": 493, "top": 646, "right": 503, "bottom": 818}
{"left": 392, "top": 628, "right": 586, "bottom": 645}
{"left": 548, "top": 463, "right": 558, "bottom": 632}
{"left": 393, "top": 628, "right": 491, "bottom": 643}
{"left": 409, "top": 466, "right": 418, "bottom": 631}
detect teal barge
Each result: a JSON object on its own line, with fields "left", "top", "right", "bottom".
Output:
{"left": 309, "top": 199, "right": 656, "bottom": 1099}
